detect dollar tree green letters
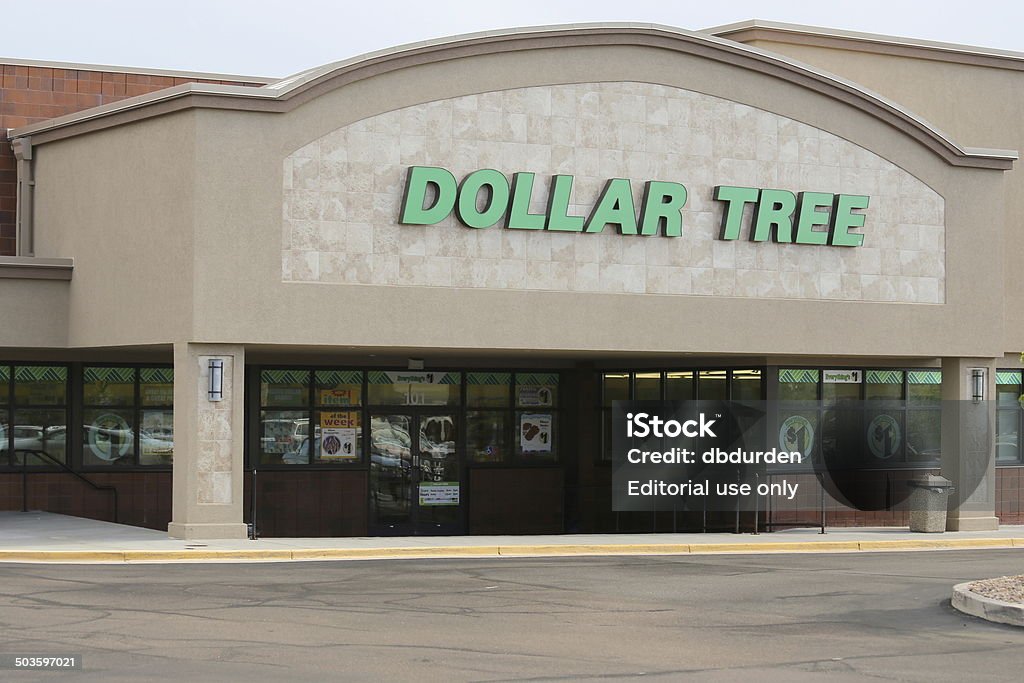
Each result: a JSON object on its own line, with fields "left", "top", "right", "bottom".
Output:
{"left": 713, "top": 185, "right": 868, "bottom": 247}
{"left": 399, "top": 166, "right": 867, "bottom": 246}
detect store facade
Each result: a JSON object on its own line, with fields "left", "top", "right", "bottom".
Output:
{"left": 1, "top": 23, "right": 1022, "bottom": 538}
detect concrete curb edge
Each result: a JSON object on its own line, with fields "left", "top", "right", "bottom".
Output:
{"left": 952, "top": 581, "right": 1024, "bottom": 627}
{"left": 1, "top": 537, "right": 1022, "bottom": 563}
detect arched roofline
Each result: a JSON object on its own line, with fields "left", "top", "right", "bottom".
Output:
{"left": 9, "top": 22, "right": 1016, "bottom": 169}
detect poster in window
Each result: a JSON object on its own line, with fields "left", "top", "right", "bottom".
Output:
{"left": 867, "top": 414, "right": 901, "bottom": 459}
{"left": 87, "top": 413, "right": 133, "bottom": 461}
{"left": 320, "top": 389, "right": 356, "bottom": 406}
{"left": 520, "top": 413, "right": 552, "bottom": 453}
{"left": 320, "top": 411, "right": 359, "bottom": 460}
{"left": 142, "top": 385, "right": 174, "bottom": 405}
{"left": 517, "top": 386, "right": 553, "bottom": 407}
{"left": 419, "top": 482, "right": 460, "bottom": 506}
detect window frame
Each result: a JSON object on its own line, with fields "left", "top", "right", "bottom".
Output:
{"left": 775, "top": 366, "right": 944, "bottom": 472}
{"left": 996, "top": 369, "right": 1023, "bottom": 466}
{"left": 79, "top": 364, "right": 174, "bottom": 471}
{"left": 597, "top": 367, "right": 767, "bottom": 464}
{"left": 0, "top": 362, "right": 71, "bottom": 469}
{"left": 248, "top": 366, "right": 563, "bottom": 471}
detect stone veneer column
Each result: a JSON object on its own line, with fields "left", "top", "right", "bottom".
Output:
{"left": 168, "top": 342, "right": 248, "bottom": 539}
{"left": 940, "top": 357, "right": 999, "bottom": 531}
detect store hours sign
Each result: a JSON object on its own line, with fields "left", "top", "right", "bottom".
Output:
{"left": 399, "top": 166, "right": 869, "bottom": 247}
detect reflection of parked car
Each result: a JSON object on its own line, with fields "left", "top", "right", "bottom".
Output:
{"left": 83, "top": 425, "right": 174, "bottom": 463}
{"left": 0, "top": 423, "right": 173, "bottom": 464}
{"left": 139, "top": 430, "right": 174, "bottom": 464}
{"left": 84, "top": 424, "right": 134, "bottom": 461}
{"left": 370, "top": 416, "right": 412, "bottom": 501}
{"left": 997, "top": 432, "right": 1019, "bottom": 461}
{"left": 0, "top": 425, "right": 67, "bottom": 461}
{"left": 283, "top": 436, "right": 315, "bottom": 465}
{"left": 7, "top": 425, "right": 44, "bottom": 452}
{"left": 418, "top": 415, "right": 455, "bottom": 481}
{"left": 261, "top": 418, "right": 312, "bottom": 455}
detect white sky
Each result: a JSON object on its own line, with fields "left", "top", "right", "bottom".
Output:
{"left": 2, "top": 0, "right": 1023, "bottom": 78}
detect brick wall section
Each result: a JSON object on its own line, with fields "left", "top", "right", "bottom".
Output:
{"left": 0, "top": 471, "right": 172, "bottom": 530}
{"left": 0, "top": 63, "right": 265, "bottom": 255}
{"left": 997, "top": 466, "right": 1023, "bottom": 524}
{"left": 0, "top": 467, "right": 1019, "bottom": 534}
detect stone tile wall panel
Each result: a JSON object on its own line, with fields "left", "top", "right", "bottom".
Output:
{"left": 283, "top": 82, "right": 945, "bottom": 303}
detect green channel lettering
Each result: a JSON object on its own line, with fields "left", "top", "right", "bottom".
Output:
{"left": 399, "top": 166, "right": 457, "bottom": 225}
{"left": 506, "top": 172, "right": 547, "bottom": 230}
{"left": 639, "top": 181, "right": 687, "bottom": 237}
{"left": 455, "top": 169, "right": 510, "bottom": 229}
{"left": 397, "top": 166, "right": 867, "bottom": 247}
{"left": 546, "top": 175, "right": 585, "bottom": 232}
{"left": 794, "top": 192, "right": 832, "bottom": 245}
{"left": 713, "top": 186, "right": 760, "bottom": 241}
{"left": 830, "top": 194, "right": 869, "bottom": 247}
{"left": 752, "top": 189, "right": 797, "bottom": 243}
{"left": 585, "top": 178, "right": 638, "bottom": 235}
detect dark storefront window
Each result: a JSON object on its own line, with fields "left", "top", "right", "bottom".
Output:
{"left": 731, "top": 369, "right": 763, "bottom": 401}
{"left": 1, "top": 365, "right": 69, "bottom": 466}
{"left": 260, "top": 369, "right": 313, "bottom": 465}
{"left": 906, "top": 371, "right": 941, "bottom": 462}
{"left": 697, "top": 370, "right": 728, "bottom": 400}
{"left": 367, "top": 371, "right": 460, "bottom": 406}
{"left": 599, "top": 368, "right": 764, "bottom": 462}
{"left": 256, "top": 368, "right": 559, "bottom": 468}
{"left": 467, "top": 372, "right": 511, "bottom": 463}
{"left": 778, "top": 369, "right": 820, "bottom": 465}
{"left": 777, "top": 368, "right": 942, "bottom": 468}
{"left": 665, "top": 371, "right": 694, "bottom": 400}
{"left": 997, "top": 370, "right": 1022, "bottom": 464}
{"left": 314, "top": 370, "right": 363, "bottom": 464}
{"left": 863, "top": 370, "right": 905, "bottom": 462}
{"left": 0, "top": 366, "right": 6, "bottom": 464}
{"left": 515, "top": 373, "right": 559, "bottom": 460}
{"left": 82, "top": 366, "right": 173, "bottom": 467}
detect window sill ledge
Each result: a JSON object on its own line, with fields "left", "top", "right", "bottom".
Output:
{"left": 0, "top": 256, "right": 73, "bottom": 280}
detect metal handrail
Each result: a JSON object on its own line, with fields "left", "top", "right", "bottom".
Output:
{"left": 19, "top": 449, "right": 119, "bottom": 523}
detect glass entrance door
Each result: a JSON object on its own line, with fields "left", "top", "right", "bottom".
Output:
{"left": 369, "top": 412, "right": 462, "bottom": 534}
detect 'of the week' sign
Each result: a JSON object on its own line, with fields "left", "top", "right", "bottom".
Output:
{"left": 399, "top": 166, "right": 868, "bottom": 247}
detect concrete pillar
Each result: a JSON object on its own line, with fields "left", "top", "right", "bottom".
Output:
{"left": 168, "top": 342, "right": 248, "bottom": 539}
{"left": 940, "top": 357, "right": 999, "bottom": 531}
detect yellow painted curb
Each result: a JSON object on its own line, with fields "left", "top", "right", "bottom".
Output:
{"left": 0, "top": 550, "right": 127, "bottom": 562}
{"left": 1, "top": 538, "right": 1023, "bottom": 563}
{"left": 291, "top": 546, "right": 502, "bottom": 560}
{"left": 857, "top": 538, "right": 1016, "bottom": 550}
{"left": 689, "top": 541, "right": 862, "bottom": 553}
{"left": 497, "top": 544, "right": 692, "bottom": 556}
{"left": 124, "top": 549, "right": 295, "bottom": 562}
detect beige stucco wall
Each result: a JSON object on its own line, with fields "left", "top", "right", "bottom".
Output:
{"left": 18, "top": 41, "right": 1011, "bottom": 359}
{"left": 0, "top": 278, "right": 68, "bottom": 348}
{"left": 29, "top": 112, "right": 196, "bottom": 348}
{"left": 738, "top": 38, "right": 1024, "bottom": 355}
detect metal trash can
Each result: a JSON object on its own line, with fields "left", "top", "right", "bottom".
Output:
{"left": 907, "top": 475, "right": 955, "bottom": 533}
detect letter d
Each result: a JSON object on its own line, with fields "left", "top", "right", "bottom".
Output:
{"left": 400, "top": 166, "right": 457, "bottom": 225}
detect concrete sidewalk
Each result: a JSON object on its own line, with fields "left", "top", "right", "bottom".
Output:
{"left": 2, "top": 511, "right": 1023, "bottom": 563}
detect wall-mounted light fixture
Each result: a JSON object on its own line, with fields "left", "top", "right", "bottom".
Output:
{"left": 208, "top": 359, "right": 224, "bottom": 401}
{"left": 970, "top": 368, "right": 986, "bottom": 404}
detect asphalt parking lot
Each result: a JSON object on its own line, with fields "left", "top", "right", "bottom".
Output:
{"left": 1, "top": 550, "right": 1023, "bottom": 681}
